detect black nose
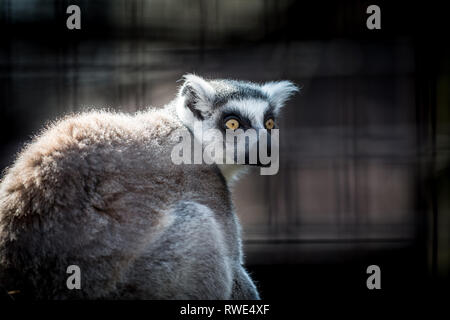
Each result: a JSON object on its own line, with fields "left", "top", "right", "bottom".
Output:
{"left": 251, "top": 129, "right": 271, "bottom": 167}
{"left": 266, "top": 131, "right": 272, "bottom": 157}
{"left": 257, "top": 129, "right": 271, "bottom": 157}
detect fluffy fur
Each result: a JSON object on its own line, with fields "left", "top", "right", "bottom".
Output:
{"left": 0, "top": 75, "right": 297, "bottom": 299}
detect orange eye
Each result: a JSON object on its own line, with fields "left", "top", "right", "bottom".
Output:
{"left": 265, "top": 118, "right": 275, "bottom": 130}
{"left": 225, "top": 118, "right": 240, "bottom": 130}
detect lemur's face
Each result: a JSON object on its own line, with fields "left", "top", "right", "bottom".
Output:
{"left": 176, "top": 74, "right": 298, "bottom": 166}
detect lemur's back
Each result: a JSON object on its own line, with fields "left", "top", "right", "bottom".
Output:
{"left": 0, "top": 105, "right": 241, "bottom": 299}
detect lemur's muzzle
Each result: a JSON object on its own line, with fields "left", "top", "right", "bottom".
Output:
{"left": 245, "top": 129, "right": 272, "bottom": 167}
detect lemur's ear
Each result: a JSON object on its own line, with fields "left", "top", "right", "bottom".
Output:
{"left": 261, "top": 80, "right": 299, "bottom": 111}
{"left": 179, "top": 74, "right": 215, "bottom": 120}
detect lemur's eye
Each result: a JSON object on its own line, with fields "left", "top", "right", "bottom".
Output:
{"left": 265, "top": 118, "right": 275, "bottom": 130}
{"left": 225, "top": 118, "right": 240, "bottom": 130}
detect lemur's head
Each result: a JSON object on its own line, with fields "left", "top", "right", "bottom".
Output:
{"left": 175, "top": 74, "right": 298, "bottom": 179}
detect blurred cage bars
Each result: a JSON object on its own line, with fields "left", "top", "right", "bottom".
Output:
{"left": 0, "top": 0, "right": 449, "bottom": 283}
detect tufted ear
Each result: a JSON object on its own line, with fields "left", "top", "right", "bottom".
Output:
{"left": 261, "top": 80, "right": 299, "bottom": 111}
{"left": 178, "top": 74, "right": 215, "bottom": 120}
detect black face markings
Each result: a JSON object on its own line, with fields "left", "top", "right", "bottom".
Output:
{"left": 223, "top": 110, "right": 252, "bottom": 128}
{"left": 264, "top": 110, "right": 275, "bottom": 122}
{"left": 216, "top": 111, "right": 252, "bottom": 133}
{"left": 265, "top": 102, "right": 278, "bottom": 116}
{"left": 263, "top": 109, "right": 277, "bottom": 130}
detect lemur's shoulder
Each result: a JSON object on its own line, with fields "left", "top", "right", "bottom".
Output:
{"left": 40, "top": 107, "right": 182, "bottom": 152}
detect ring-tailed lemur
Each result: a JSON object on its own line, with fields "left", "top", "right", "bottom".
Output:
{"left": 0, "top": 74, "right": 298, "bottom": 299}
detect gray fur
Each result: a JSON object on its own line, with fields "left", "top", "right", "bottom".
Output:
{"left": 209, "top": 80, "right": 269, "bottom": 107}
{"left": 0, "top": 75, "right": 296, "bottom": 299}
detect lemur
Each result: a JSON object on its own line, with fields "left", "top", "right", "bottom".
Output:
{"left": 0, "top": 74, "right": 298, "bottom": 299}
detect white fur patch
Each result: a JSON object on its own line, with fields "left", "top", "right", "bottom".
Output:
{"left": 261, "top": 80, "right": 298, "bottom": 110}
{"left": 179, "top": 74, "right": 215, "bottom": 113}
{"left": 223, "top": 98, "right": 269, "bottom": 128}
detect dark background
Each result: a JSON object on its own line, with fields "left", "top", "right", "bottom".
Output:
{"left": 0, "top": 0, "right": 449, "bottom": 299}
